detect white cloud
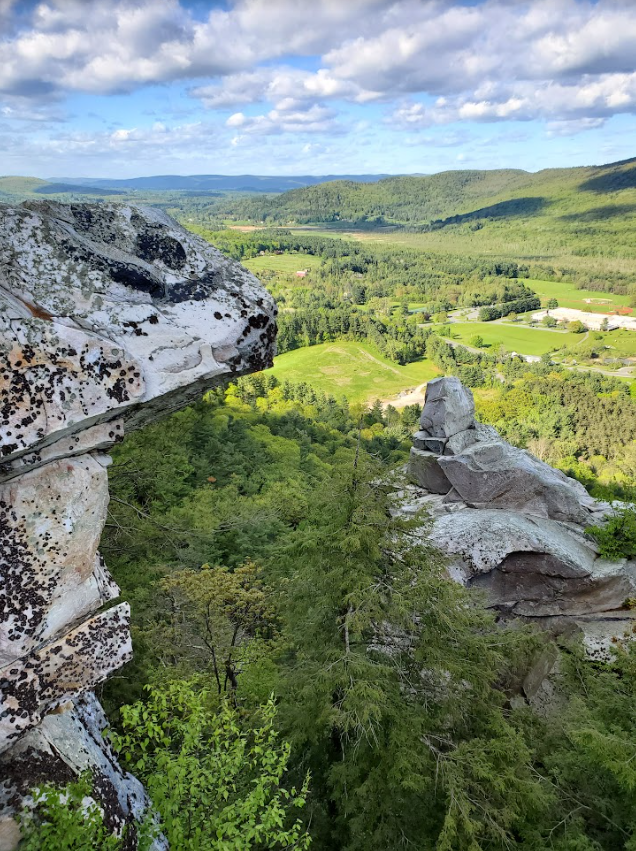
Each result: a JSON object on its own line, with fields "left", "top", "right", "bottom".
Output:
{"left": 391, "top": 72, "right": 636, "bottom": 129}
{"left": 226, "top": 103, "right": 340, "bottom": 135}
{"left": 0, "top": 0, "right": 636, "bottom": 142}
{"left": 191, "top": 67, "right": 374, "bottom": 110}
{"left": 546, "top": 117, "right": 606, "bottom": 136}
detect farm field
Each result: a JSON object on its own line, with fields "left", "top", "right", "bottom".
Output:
{"left": 242, "top": 253, "right": 322, "bottom": 274}
{"left": 268, "top": 341, "right": 440, "bottom": 404}
{"left": 285, "top": 226, "right": 636, "bottom": 283}
{"left": 440, "top": 322, "right": 582, "bottom": 356}
{"left": 527, "top": 279, "right": 632, "bottom": 313}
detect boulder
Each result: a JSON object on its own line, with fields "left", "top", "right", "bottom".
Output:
{"left": 0, "top": 202, "right": 277, "bottom": 839}
{"left": 444, "top": 422, "right": 499, "bottom": 455}
{"left": 429, "top": 509, "right": 598, "bottom": 576}
{"left": 473, "top": 554, "right": 636, "bottom": 617}
{"left": 407, "top": 447, "right": 452, "bottom": 494}
{"left": 419, "top": 376, "right": 475, "bottom": 438}
{"left": 430, "top": 508, "right": 636, "bottom": 618}
{"left": 0, "top": 201, "right": 277, "bottom": 474}
{"left": 412, "top": 430, "right": 448, "bottom": 454}
{"left": 401, "top": 376, "right": 632, "bottom": 661}
{"left": 438, "top": 439, "right": 597, "bottom": 523}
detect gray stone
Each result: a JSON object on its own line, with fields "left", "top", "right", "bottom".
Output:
{"left": 429, "top": 509, "right": 598, "bottom": 576}
{"left": 444, "top": 427, "right": 478, "bottom": 455}
{"left": 430, "top": 508, "right": 636, "bottom": 618}
{"left": 474, "top": 555, "right": 636, "bottom": 618}
{"left": 419, "top": 376, "right": 475, "bottom": 438}
{"left": 408, "top": 447, "right": 452, "bottom": 494}
{"left": 412, "top": 430, "right": 448, "bottom": 453}
{"left": 443, "top": 422, "right": 499, "bottom": 455}
{"left": 522, "top": 644, "right": 559, "bottom": 700}
{"left": 0, "top": 202, "right": 276, "bottom": 841}
{"left": 438, "top": 439, "right": 597, "bottom": 523}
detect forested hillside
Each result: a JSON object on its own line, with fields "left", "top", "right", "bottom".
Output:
{"left": 11, "top": 173, "right": 636, "bottom": 850}
{"left": 200, "top": 158, "right": 636, "bottom": 290}
{"left": 214, "top": 158, "right": 636, "bottom": 229}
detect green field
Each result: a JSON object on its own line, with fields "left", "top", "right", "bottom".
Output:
{"left": 441, "top": 322, "right": 581, "bottom": 356}
{"left": 268, "top": 341, "right": 440, "bottom": 404}
{"left": 527, "top": 279, "right": 631, "bottom": 314}
{"left": 243, "top": 253, "right": 322, "bottom": 274}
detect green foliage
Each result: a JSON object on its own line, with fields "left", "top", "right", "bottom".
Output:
{"left": 158, "top": 561, "right": 277, "bottom": 696}
{"left": 586, "top": 507, "right": 636, "bottom": 559}
{"left": 112, "top": 681, "right": 310, "bottom": 851}
{"left": 478, "top": 294, "right": 541, "bottom": 321}
{"left": 512, "top": 641, "right": 636, "bottom": 850}
{"left": 18, "top": 774, "right": 123, "bottom": 851}
{"left": 275, "top": 449, "right": 544, "bottom": 850}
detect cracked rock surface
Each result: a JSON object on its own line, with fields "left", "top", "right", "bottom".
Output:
{"left": 0, "top": 202, "right": 277, "bottom": 847}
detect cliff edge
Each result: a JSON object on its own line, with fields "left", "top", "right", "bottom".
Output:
{"left": 0, "top": 201, "right": 277, "bottom": 847}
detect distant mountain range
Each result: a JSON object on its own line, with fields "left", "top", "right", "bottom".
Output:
{"left": 43, "top": 174, "right": 396, "bottom": 193}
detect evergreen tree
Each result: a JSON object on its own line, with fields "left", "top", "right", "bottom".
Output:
{"left": 276, "top": 447, "right": 545, "bottom": 850}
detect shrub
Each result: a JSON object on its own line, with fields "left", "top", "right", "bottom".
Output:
{"left": 586, "top": 507, "right": 636, "bottom": 559}
{"left": 18, "top": 775, "right": 123, "bottom": 851}
{"left": 112, "top": 681, "right": 311, "bottom": 851}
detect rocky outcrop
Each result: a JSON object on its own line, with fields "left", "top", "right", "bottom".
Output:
{"left": 405, "top": 377, "right": 636, "bottom": 658}
{"left": 0, "top": 201, "right": 277, "bottom": 845}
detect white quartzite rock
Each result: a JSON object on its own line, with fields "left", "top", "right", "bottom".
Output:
{"left": 0, "top": 201, "right": 277, "bottom": 471}
{"left": 0, "top": 202, "right": 277, "bottom": 845}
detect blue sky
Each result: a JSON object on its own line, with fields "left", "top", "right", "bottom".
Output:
{"left": 1, "top": 0, "right": 636, "bottom": 178}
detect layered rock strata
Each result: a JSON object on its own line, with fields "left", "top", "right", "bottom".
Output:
{"left": 404, "top": 377, "right": 636, "bottom": 657}
{"left": 0, "top": 201, "right": 277, "bottom": 845}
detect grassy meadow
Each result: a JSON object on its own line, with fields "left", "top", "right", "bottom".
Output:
{"left": 526, "top": 279, "right": 632, "bottom": 313}
{"left": 268, "top": 341, "right": 440, "bottom": 404}
{"left": 441, "top": 322, "right": 582, "bottom": 356}
{"left": 242, "top": 253, "right": 323, "bottom": 274}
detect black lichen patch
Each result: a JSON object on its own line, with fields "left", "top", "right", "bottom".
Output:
{"left": 109, "top": 262, "right": 165, "bottom": 299}
{"left": 135, "top": 230, "right": 187, "bottom": 271}
{"left": 166, "top": 272, "right": 220, "bottom": 303}
{"left": 0, "top": 607, "right": 132, "bottom": 747}
{"left": 0, "top": 746, "right": 75, "bottom": 806}
{"left": 0, "top": 498, "right": 50, "bottom": 649}
{"left": 1, "top": 337, "right": 142, "bottom": 459}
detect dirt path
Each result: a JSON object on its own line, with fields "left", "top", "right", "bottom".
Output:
{"left": 358, "top": 346, "right": 404, "bottom": 376}
{"left": 379, "top": 382, "right": 429, "bottom": 410}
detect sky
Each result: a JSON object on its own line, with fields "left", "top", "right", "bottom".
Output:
{"left": 1, "top": 0, "right": 636, "bottom": 178}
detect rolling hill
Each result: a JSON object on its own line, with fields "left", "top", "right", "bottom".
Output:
{"left": 45, "top": 173, "right": 394, "bottom": 193}
{"left": 216, "top": 158, "right": 636, "bottom": 227}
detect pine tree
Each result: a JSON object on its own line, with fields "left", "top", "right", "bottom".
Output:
{"left": 275, "top": 445, "right": 546, "bottom": 850}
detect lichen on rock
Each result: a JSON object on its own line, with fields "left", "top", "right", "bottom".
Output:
{"left": 0, "top": 201, "right": 277, "bottom": 847}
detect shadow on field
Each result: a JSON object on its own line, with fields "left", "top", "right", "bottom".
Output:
{"left": 579, "top": 162, "right": 636, "bottom": 193}
{"left": 426, "top": 196, "right": 547, "bottom": 229}
{"left": 560, "top": 204, "right": 636, "bottom": 222}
